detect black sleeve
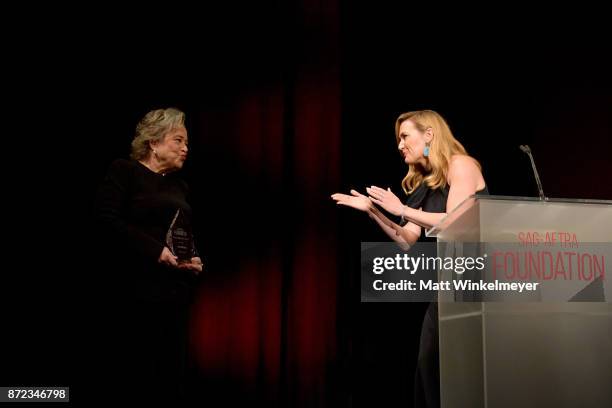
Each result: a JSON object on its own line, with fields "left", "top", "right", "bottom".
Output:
{"left": 399, "top": 183, "right": 428, "bottom": 226}
{"left": 94, "top": 159, "right": 164, "bottom": 261}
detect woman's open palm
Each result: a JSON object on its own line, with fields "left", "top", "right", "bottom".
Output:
{"left": 331, "top": 189, "right": 372, "bottom": 212}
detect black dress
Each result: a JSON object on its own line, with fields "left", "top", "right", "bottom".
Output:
{"left": 401, "top": 183, "right": 489, "bottom": 408}
{"left": 94, "top": 159, "right": 198, "bottom": 401}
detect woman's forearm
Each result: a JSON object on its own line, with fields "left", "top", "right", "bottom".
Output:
{"left": 401, "top": 206, "right": 446, "bottom": 229}
{"left": 369, "top": 209, "right": 404, "bottom": 243}
{"left": 368, "top": 206, "right": 417, "bottom": 245}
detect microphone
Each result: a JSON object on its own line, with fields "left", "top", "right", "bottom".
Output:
{"left": 519, "top": 145, "right": 547, "bottom": 201}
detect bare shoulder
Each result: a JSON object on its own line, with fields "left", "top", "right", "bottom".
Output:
{"left": 449, "top": 154, "right": 480, "bottom": 172}
{"left": 448, "top": 154, "right": 483, "bottom": 185}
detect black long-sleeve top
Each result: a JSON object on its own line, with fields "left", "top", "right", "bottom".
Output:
{"left": 95, "top": 159, "right": 197, "bottom": 289}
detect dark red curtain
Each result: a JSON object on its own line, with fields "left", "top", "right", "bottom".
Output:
{"left": 187, "top": 1, "right": 341, "bottom": 405}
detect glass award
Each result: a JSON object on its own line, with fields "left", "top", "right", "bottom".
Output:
{"left": 165, "top": 209, "right": 195, "bottom": 263}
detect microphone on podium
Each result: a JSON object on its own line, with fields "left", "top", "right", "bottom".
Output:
{"left": 519, "top": 144, "right": 547, "bottom": 201}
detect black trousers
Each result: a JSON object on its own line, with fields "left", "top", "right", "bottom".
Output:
{"left": 414, "top": 301, "right": 440, "bottom": 408}
{"left": 108, "top": 282, "right": 193, "bottom": 403}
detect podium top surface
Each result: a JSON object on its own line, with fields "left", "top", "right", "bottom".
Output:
{"left": 426, "top": 194, "right": 612, "bottom": 237}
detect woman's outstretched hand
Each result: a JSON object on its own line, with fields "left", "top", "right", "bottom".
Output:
{"left": 366, "top": 186, "right": 404, "bottom": 216}
{"left": 331, "top": 189, "right": 373, "bottom": 212}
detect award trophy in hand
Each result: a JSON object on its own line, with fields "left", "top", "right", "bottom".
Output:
{"left": 165, "top": 209, "right": 195, "bottom": 264}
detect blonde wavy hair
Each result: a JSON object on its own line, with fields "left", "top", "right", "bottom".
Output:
{"left": 395, "top": 110, "right": 480, "bottom": 194}
{"left": 130, "top": 108, "right": 185, "bottom": 160}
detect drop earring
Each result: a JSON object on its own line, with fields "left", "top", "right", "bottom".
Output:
{"left": 423, "top": 142, "right": 430, "bottom": 157}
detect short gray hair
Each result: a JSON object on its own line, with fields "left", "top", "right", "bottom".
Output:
{"left": 130, "top": 108, "right": 186, "bottom": 160}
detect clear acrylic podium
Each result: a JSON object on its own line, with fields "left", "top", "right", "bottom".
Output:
{"left": 427, "top": 196, "right": 612, "bottom": 408}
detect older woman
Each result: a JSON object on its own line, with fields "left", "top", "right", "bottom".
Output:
{"left": 95, "top": 107, "right": 202, "bottom": 401}
{"left": 332, "top": 110, "right": 487, "bottom": 408}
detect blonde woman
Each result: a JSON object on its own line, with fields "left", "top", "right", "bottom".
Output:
{"left": 332, "top": 110, "right": 487, "bottom": 408}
